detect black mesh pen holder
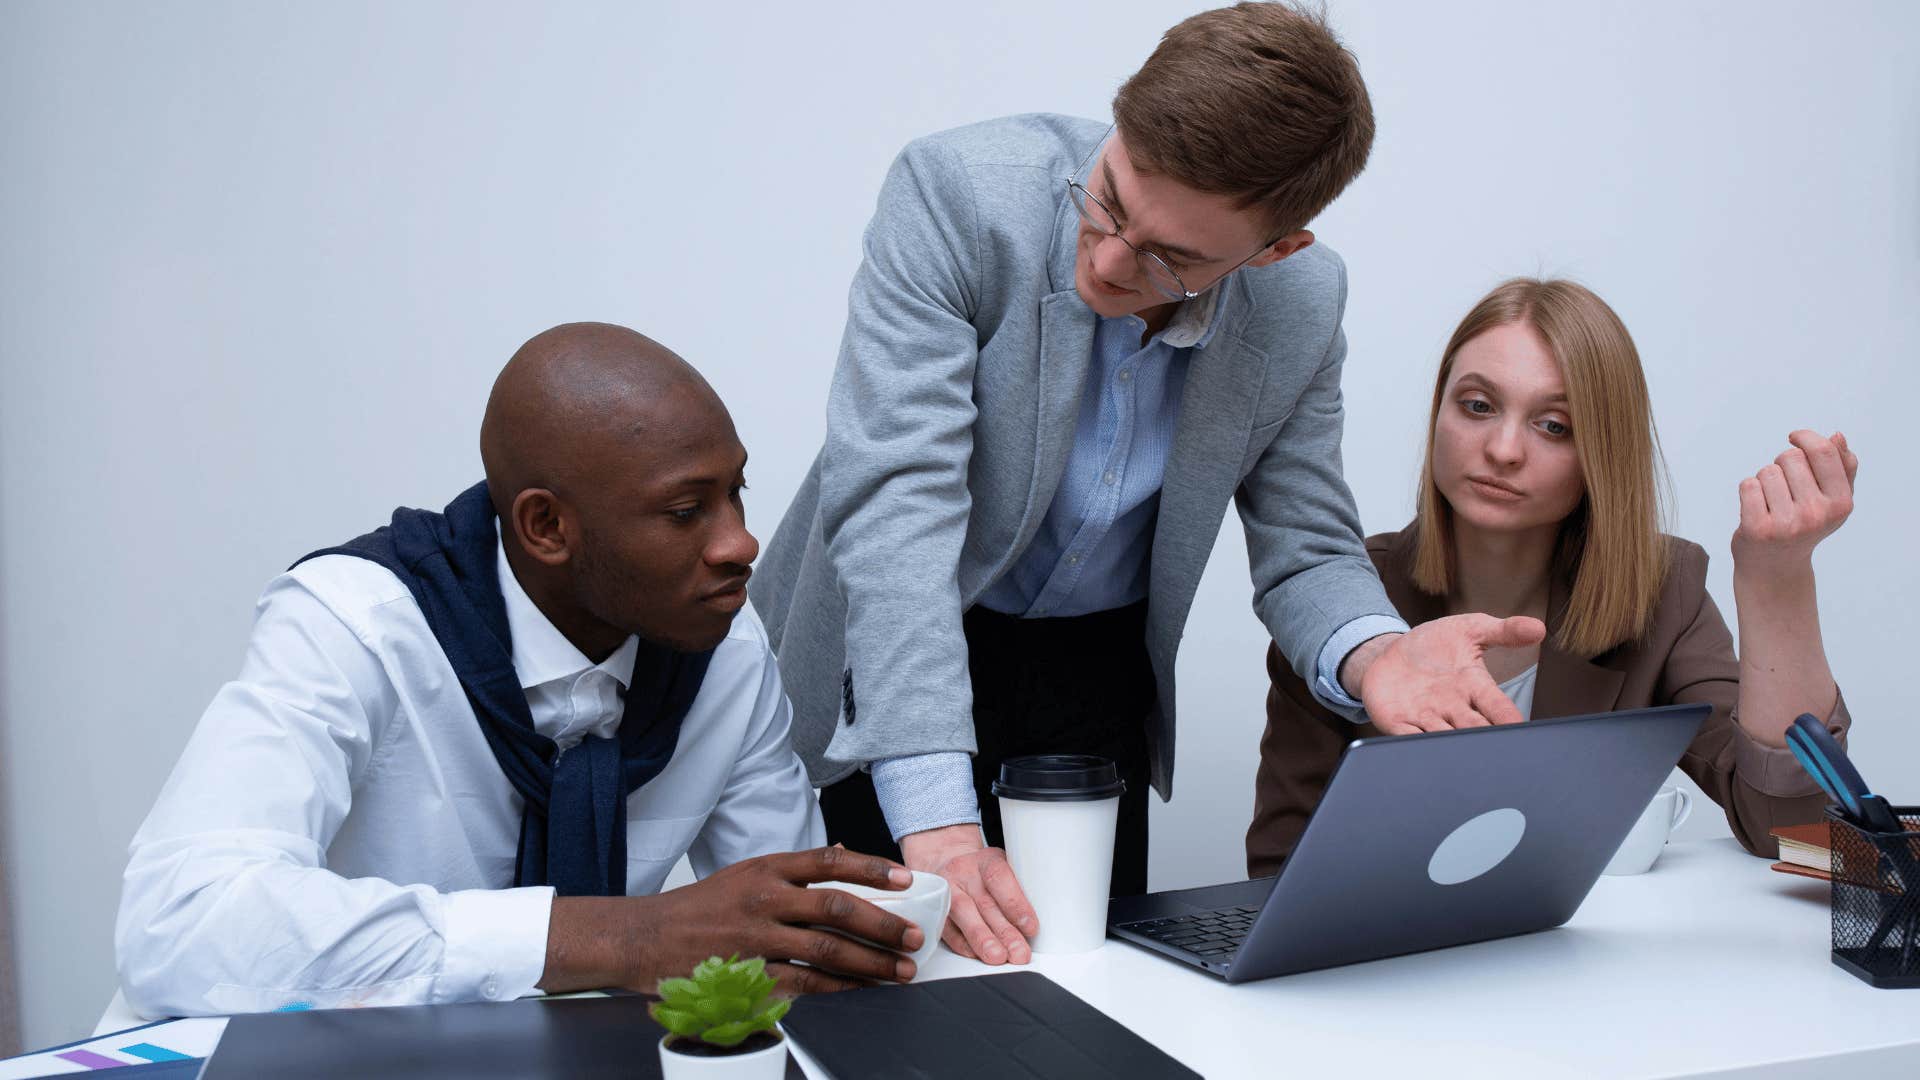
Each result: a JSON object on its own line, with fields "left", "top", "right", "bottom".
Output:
{"left": 1829, "top": 806, "right": 1920, "bottom": 988}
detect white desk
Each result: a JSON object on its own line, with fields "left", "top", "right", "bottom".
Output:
{"left": 93, "top": 839, "right": 1920, "bottom": 1078}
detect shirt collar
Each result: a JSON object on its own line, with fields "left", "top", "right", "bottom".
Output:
{"left": 1159, "top": 283, "right": 1229, "bottom": 349}
{"left": 495, "top": 526, "right": 638, "bottom": 691}
{"left": 1119, "top": 282, "right": 1229, "bottom": 351}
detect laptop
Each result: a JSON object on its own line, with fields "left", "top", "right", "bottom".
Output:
{"left": 1107, "top": 703, "right": 1709, "bottom": 983}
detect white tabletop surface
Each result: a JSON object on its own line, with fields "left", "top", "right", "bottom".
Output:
{"left": 93, "top": 838, "right": 1920, "bottom": 1078}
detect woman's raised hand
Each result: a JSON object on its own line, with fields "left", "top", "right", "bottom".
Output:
{"left": 1732, "top": 430, "right": 1858, "bottom": 575}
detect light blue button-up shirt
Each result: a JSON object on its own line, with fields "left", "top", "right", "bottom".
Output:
{"left": 975, "top": 285, "right": 1222, "bottom": 618}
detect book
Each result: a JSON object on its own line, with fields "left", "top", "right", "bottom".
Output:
{"left": 1770, "top": 820, "right": 1920, "bottom": 882}
{"left": 1772, "top": 822, "right": 1832, "bottom": 878}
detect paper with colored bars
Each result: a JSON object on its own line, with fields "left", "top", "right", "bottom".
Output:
{"left": 0, "top": 989, "right": 618, "bottom": 1077}
{"left": 0, "top": 1017, "right": 227, "bottom": 1077}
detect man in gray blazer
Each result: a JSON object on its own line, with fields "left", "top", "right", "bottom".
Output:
{"left": 750, "top": 2, "right": 1543, "bottom": 965}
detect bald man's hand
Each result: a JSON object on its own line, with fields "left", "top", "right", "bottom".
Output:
{"left": 1342, "top": 614, "right": 1547, "bottom": 734}
{"left": 538, "top": 847, "right": 923, "bottom": 996}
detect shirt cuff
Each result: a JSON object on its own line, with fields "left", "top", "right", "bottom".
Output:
{"left": 439, "top": 885, "right": 555, "bottom": 1003}
{"left": 1311, "top": 614, "right": 1412, "bottom": 720}
{"left": 869, "top": 752, "right": 982, "bottom": 841}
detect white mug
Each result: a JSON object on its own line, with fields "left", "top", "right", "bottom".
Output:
{"left": 1604, "top": 785, "right": 1693, "bottom": 876}
{"left": 808, "top": 870, "right": 950, "bottom": 978}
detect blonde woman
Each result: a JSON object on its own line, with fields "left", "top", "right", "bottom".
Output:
{"left": 1246, "top": 278, "right": 1858, "bottom": 874}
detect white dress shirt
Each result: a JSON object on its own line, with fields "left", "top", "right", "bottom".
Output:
{"left": 117, "top": 533, "right": 825, "bottom": 1017}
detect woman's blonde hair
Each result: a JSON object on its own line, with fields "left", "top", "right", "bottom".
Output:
{"left": 1411, "top": 278, "right": 1671, "bottom": 658}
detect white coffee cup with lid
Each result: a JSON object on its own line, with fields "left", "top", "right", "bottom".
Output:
{"left": 993, "top": 754, "right": 1126, "bottom": 954}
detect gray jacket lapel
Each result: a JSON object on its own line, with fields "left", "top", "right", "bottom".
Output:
{"left": 989, "top": 198, "right": 1099, "bottom": 584}
{"left": 1149, "top": 326, "right": 1263, "bottom": 632}
{"left": 1138, "top": 305, "right": 1262, "bottom": 796}
{"left": 987, "top": 289, "right": 1097, "bottom": 582}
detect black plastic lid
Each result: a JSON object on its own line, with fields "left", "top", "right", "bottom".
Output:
{"left": 990, "top": 754, "right": 1126, "bottom": 802}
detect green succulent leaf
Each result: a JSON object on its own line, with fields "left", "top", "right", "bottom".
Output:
{"left": 648, "top": 1004, "right": 704, "bottom": 1037}
{"left": 699, "top": 1019, "right": 760, "bottom": 1048}
{"left": 656, "top": 978, "right": 700, "bottom": 1007}
{"left": 661, "top": 953, "right": 786, "bottom": 1048}
{"left": 701, "top": 995, "right": 754, "bottom": 1024}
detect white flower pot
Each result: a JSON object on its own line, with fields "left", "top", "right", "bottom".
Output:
{"left": 657, "top": 1028, "right": 789, "bottom": 1080}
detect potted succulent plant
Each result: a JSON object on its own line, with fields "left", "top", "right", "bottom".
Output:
{"left": 650, "top": 954, "right": 792, "bottom": 1079}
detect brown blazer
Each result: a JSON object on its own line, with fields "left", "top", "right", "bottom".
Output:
{"left": 1247, "top": 527, "right": 1851, "bottom": 877}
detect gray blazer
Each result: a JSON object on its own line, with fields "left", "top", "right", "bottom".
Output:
{"left": 750, "top": 114, "right": 1397, "bottom": 799}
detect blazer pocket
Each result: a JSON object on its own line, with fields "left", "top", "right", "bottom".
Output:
{"left": 1241, "top": 412, "right": 1294, "bottom": 472}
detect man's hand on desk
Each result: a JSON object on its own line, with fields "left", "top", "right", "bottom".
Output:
{"left": 1343, "top": 614, "right": 1546, "bottom": 734}
{"left": 539, "top": 846, "right": 923, "bottom": 996}
{"left": 899, "top": 823, "right": 1037, "bottom": 965}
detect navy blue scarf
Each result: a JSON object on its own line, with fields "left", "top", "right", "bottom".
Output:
{"left": 297, "top": 481, "right": 712, "bottom": 897}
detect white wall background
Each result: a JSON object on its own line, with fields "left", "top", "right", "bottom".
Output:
{"left": 2, "top": 0, "right": 1915, "bottom": 1049}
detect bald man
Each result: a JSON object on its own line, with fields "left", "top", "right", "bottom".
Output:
{"left": 117, "top": 323, "right": 921, "bottom": 1019}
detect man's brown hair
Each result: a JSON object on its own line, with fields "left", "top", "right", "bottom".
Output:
{"left": 1113, "top": 2, "right": 1374, "bottom": 236}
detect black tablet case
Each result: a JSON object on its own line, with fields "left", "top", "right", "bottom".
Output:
{"left": 782, "top": 971, "right": 1199, "bottom": 1079}
{"left": 197, "top": 995, "right": 805, "bottom": 1079}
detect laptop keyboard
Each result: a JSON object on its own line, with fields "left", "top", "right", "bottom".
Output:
{"left": 1117, "top": 905, "right": 1260, "bottom": 959}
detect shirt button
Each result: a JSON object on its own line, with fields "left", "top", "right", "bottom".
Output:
{"left": 1066, "top": 553, "right": 1081, "bottom": 566}
{"left": 484, "top": 977, "right": 498, "bottom": 998}
{"left": 1118, "top": 369, "right": 1132, "bottom": 384}
{"left": 1034, "top": 607, "right": 1050, "bottom": 617}
{"left": 1103, "top": 470, "right": 1117, "bottom": 485}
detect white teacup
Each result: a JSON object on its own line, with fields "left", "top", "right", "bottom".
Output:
{"left": 1604, "top": 785, "right": 1693, "bottom": 875}
{"left": 809, "top": 870, "right": 950, "bottom": 977}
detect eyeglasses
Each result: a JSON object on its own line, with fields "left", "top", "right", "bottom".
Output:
{"left": 1064, "top": 128, "right": 1281, "bottom": 303}
{"left": 1065, "top": 179, "right": 1197, "bottom": 300}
